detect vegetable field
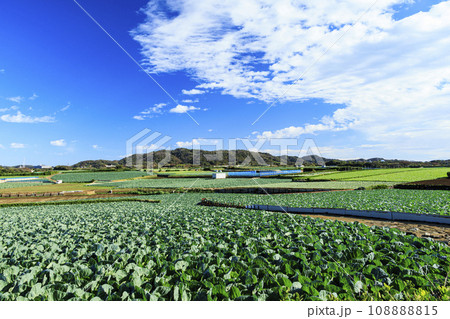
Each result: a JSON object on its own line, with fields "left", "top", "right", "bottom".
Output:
{"left": 53, "top": 171, "right": 148, "bottom": 183}
{"left": 0, "top": 181, "right": 50, "bottom": 190}
{"left": 0, "top": 201, "right": 449, "bottom": 300}
{"left": 92, "top": 178, "right": 293, "bottom": 189}
{"left": 92, "top": 178, "right": 395, "bottom": 190}
{"left": 184, "top": 190, "right": 450, "bottom": 216}
{"left": 300, "top": 168, "right": 448, "bottom": 183}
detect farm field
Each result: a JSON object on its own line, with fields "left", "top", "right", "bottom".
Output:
{"left": 92, "top": 178, "right": 395, "bottom": 190}
{"left": 53, "top": 171, "right": 148, "bottom": 183}
{"left": 254, "top": 181, "right": 397, "bottom": 189}
{"left": 92, "top": 178, "right": 294, "bottom": 189}
{"left": 301, "top": 168, "right": 448, "bottom": 182}
{"left": 0, "top": 181, "right": 52, "bottom": 190}
{"left": 0, "top": 200, "right": 449, "bottom": 301}
{"left": 0, "top": 183, "right": 110, "bottom": 194}
{"left": 158, "top": 170, "right": 213, "bottom": 177}
{"left": 185, "top": 190, "right": 450, "bottom": 216}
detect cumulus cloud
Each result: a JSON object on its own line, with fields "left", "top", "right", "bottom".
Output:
{"left": 92, "top": 145, "right": 99, "bottom": 150}
{"left": 10, "top": 143, "right": 25, "bottom": 149}
{"left": 1, "top": 111, "right": 55, "bottom": 123}
{"left": 50, "top": 139, "right": 66, "bottom": 147}
{"left": 133, "top": 0, "right": 450, "bottom": 158}
{"left": 175, "top": 138, "right": 222, "bottom": 148}
{"left": 169, "top": 104, "right": 200, "bottom": 113}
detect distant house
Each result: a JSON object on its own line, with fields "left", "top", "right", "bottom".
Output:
{"left": 105, "top": 164, "right": 117, "bottom": 168}
{"left": 212, "top": 173, "right": 227, "bottom": 179}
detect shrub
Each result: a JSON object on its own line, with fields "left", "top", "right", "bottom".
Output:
{"left": 367, "top": 184, "right": 390, "bottom": 190}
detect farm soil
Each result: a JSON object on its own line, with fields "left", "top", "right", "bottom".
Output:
{"left": 407, "top": 178, "right": 450, "bottom": 186}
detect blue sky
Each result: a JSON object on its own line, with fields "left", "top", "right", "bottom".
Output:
{"left": 1, "top": 0, "right": 449, "bottom": 166}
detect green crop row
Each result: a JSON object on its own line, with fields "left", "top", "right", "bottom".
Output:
{"left": 0, "top": 198, "right": 159, "bottom": 208}
{"left": 92, "top": 178, "right": 293, "bottom": 189}
{"left": 0, "top": 181, "right": 50, "bottom": 189}
{"left": 53, "top": 171, "right": 148, "bottom": 183}
{"left": 0, "top": 200, "right": 449, "bottom": 301}
{"left": 295, "top": 168, "right": 448, "bottom": 182}
{"left": 186, "top": 189, "right": 450, "bottom": 216}
{"left": 92, "top": 178, "right": 396, "bottom": 190}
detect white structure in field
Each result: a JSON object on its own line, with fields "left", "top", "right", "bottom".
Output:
{"left": 55, "top": 180, "right": 63, "bottom": 184}
{"left": 212, "top": 173, "right": 227, "bottom": 179}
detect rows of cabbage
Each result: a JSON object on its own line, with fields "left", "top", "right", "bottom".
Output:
{"left": 53, "top": 171, "right": 148, "bottom": 183}
{"left": 257, "top": 181, "right": 397, "bottom": 189}
{"left": 91, "top": 178, "right": 293, "bottom": 189}
{"left": 0, "top": 181, "right": 51, "bottom": 190}
{"left": 302, "top": 168, "right": 448, "bottom": 183}
{"left": 1, "top": 201, "right": 449, "bottom": 301}
{"left": 191, "top": 190, "right": 450, "bottom": 216}
{"left": 91, "top": 178, "right": 394, "bottom": 190}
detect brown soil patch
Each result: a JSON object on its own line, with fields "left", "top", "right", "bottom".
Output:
{"left": 408, "top": 178, "right": 450, "bottom": 186}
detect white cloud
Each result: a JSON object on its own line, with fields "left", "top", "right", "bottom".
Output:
{"left": 10, "top": 143, "right": 25, "bottom": 149}
{"left": 0, "top": 144, "right": 5, "bottom": 149}
{"left": 6, "top": 96, "right": 24, "bottom": 103}
{"left": 182, "top": 99, "right": 199, "bottom": 103}
{"left": 169, "top": 104, "right": 200, "bottom": 113}
{"left": 181, "top": 89, "right": 205, "bottom": 95}
{"left": 175, "top": 141, "right": 193, "bottom": 148}
{"left": 1, "top": 111, "right": 55, "bottom": 123}
{"left": 133, "top": 103, "right": 166, "bottom": 120}
{"left": 133, "top": 0, "right": 450, "bottom": 159}
{"left": 175, "top": 138, "right": 222, "bottom": 148}
{"left": 0, "top": 69, "right": 4, "bottom": 74}
{"left": 50, "top": 139, "right": 66, "bottom": 147}
{"left": 92, "top": 145, "right": 99, "bottom": 150}
{"left": 0, "top": 106, "right": 18, "bottom": 112}
{"left": 60, "top": 103, "right": 70, "bottom": 112}
{"left": 29, "top": 93, "right": 38, "bottom": 101}
{"left": 208, "top": 129, "right": 213, "bottom": 132}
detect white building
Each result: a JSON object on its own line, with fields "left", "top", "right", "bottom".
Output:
{"left": 212, "top": 173, "right": 227, "bottom": 179}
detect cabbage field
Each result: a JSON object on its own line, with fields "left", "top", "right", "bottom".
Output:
{"left": 92, "top": 178, "right": 395, "bottom": 190}
{"left": 0, "top": 180, "right": 50, "bottom": 190}
{"left": 300, "top": 168, "right": 448, "bottom": 182}
{"left": 53, "top": 171, "right": 148, "bottom": 183}
{"left": 0, "top": 200, "right": 449, "bottom": 301}
{"left": 183, "top": 190, "right": 450, "bottom": 216}
{"left": 92, "top": 178, "right": 293, "bottom": 189}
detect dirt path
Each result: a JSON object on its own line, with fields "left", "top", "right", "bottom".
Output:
{"left": 303, "top": 213, "right": 450, "bottom": 245}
